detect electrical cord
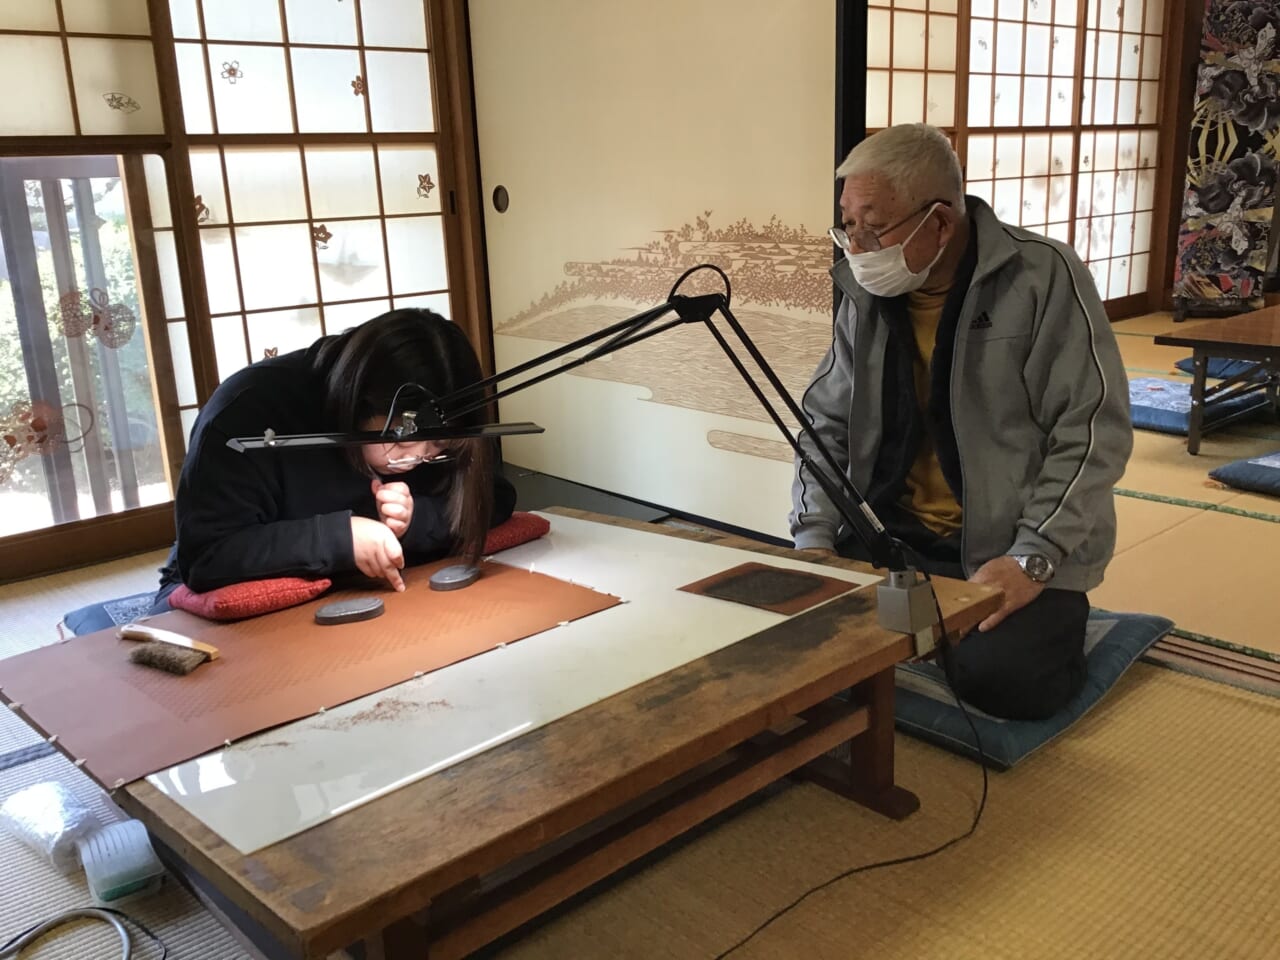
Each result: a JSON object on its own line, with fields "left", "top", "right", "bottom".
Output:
{"left": 0, "top": 906, "right": 168, "bottom": 959}
{"left": 668, "top": 263, "right": 732, "bottom": 305}
{"left": 713, "top": 540, "right": 990, "bottom": 959}
{"left": 380, "top": 381, "right": 431, "bottom": 438}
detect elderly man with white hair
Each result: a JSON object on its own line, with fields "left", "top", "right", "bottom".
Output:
{"left": 790, "top": 123, "right": 1133, "bottom": 721}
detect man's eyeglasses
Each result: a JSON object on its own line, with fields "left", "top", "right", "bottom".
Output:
{"left": 829, "top": 198, "right": 951, "bottom": 253}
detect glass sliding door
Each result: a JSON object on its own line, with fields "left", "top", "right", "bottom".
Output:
{"left": 0, "top": 155, "right": 170, "bottom": 537}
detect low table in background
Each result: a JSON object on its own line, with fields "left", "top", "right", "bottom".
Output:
{"left": 1154, "top": 309, "right": 1280, "bottom": 454}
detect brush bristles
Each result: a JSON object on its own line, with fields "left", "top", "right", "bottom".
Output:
{"left": 128, "top": 641, "right": 210, "bottom": 676}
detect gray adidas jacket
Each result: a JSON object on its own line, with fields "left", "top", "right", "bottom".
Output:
{"left": 789, "top": 197, "right": 1133, "bottom": 593}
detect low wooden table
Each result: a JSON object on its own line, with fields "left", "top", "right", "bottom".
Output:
{"left": 1154, "top": 309, "right": 1280, "bottom": 454}
{"left": 114, "top": 509, "right": 999, "bottom": 959}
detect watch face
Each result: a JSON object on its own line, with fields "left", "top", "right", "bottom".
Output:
{"left": 1023, "top": 555, "right": 1051, "bottom": 581}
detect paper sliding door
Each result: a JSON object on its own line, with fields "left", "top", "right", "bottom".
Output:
{"left": 471, "top": 0, "right": 837, "bottom": 539}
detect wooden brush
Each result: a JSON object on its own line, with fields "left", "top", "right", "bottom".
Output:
{"left": 119, "top": 624, "right": 219, "bottom": 676}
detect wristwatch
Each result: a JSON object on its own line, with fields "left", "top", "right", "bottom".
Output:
{"left": 1012, "top": 554, "right": 1054, "bottom": 583}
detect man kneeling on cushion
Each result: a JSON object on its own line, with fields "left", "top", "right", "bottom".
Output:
{"left": 790, "top": 124, "right": 1133, "bottom": 721}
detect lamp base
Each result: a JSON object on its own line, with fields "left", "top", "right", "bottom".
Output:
{"left": 876, "top": 570, "right": 941, "bottom": 657}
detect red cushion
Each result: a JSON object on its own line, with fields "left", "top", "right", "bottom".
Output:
{"left": 483, "top": 512, "right": 550, "bottom": 553}
{"left": 169, "top": 577, "right": 332, "bottom": 621}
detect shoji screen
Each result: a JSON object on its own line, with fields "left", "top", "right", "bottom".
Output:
{"left": 867, "top": 0, "right": 1167, "bottom": 308}
{"left": 166, "top": 0, "right": 451, "bottom": 383}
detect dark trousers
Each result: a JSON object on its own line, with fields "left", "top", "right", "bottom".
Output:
{"left": 838, "top": 507, "right": 1089, "bottom": 721}
{"left": 945, "top": 588, "right": 1088, "bottom": 720}
{"left": 147, "top": 580, "right": 178, "bottom": 617}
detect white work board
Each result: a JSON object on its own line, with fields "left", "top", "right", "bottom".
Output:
{"left": 145, "top": 513, "right": 881, "bottom": 853}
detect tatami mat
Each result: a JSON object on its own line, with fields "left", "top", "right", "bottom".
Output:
{"left": 1112, "top": 494, "right": 1200, "bottom": 555}
{"left": 0, "top": 752, "right": 249, "bottom": 959}
{"left": 1145, "top": 643, "right": 1280, "bottom": 698}
{"left": 0, "top": 706, "right": 43, "bottom": 755}
{"left": 1119, "top": 430, "right": 1279, "bottom": 506}
{"left": 1115, "top": 332, "right": 1190, "bottom": 375}
{"left": 1107, "top": 313, "right": 1280, "bottom": 662}
{"left": 493, "top": 666, "right": 1280, "bottom": 960}
{"left": 0, "top": 549, "right": 166, "bottom": 660}
{"left": 1090, "top": 510, "right": 1279, "bottom": 656}
{"left": 1223, "top": 422, "right": 1280, "bottom": 442}
{"left": 1221, "top": 490, "right": 1280, "bottom": 522}
{"left": 1111, "top": 313, "right": 1185, "bottom": 337}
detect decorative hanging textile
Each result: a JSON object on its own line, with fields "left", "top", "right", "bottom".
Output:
{"left": 1173, "top": 2, "right": 1280, "bottom": 316}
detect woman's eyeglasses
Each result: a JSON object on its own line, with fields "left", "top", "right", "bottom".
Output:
{"left": 384, "top": 452, "right": 456, "bottom": 468}
{"left": 829, "top": 198, "right": 950, "bottom": 253}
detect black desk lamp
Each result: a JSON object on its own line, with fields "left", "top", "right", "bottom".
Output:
{"left": 229, "top": 265, "right": 941, "bottom": 653}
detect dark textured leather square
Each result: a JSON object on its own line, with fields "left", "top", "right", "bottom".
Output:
{"left": 703, "top": 567, "right": 825, "bottom": 606}
{"left": 679, "top": 561, "right": 858, "bottom": 615}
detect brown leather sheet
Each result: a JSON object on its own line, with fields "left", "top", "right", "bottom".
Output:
{"left": 678, "top": 561, "right": 856, "bottom": 615}
{"left": 0, "top": 561, "right": 618, "bottom": 788}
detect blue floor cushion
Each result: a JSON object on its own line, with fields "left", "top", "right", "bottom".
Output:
{"left": 61, "top": 592, "right": 156, "bottom": 637}
{"left": 1128, "top": 377, "right": 1271, "bottom": 435}
{"left": 1208, "top": 450, "right": 1280, "bottom": 497}
{"left": 1174, "top": 356, "right": 1268, "bottom": 382}
{"left": 894, "top": 610, "right": 1173, "bottom": 769}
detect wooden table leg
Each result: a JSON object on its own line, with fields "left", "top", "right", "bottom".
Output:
{"left": 363, "top": 918, "right": 428, "bottom": 959}
{"left": 799, "top": 668, "right": 920, "bottom": 820}
{"left": 1188, "top": 352, "right": 1208, "bottom": 456}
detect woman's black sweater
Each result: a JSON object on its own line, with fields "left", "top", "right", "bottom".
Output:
{"left": 158, "top": 347, "right": 516, "bottom": 593}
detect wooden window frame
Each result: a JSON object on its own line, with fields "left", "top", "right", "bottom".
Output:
{"left": 853, "top": 0, "right": 1201, "bottom": 319}
{"left": 0, "top": 0, "right": 492, "bottom": 582}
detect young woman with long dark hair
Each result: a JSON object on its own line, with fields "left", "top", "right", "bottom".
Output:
{"left": 152, "top": 309, "right": 516, "bottom": 606}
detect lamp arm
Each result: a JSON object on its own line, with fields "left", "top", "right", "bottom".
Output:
{"left": 694, "top": 298, "right": 904, "bottom": 571}
{"left": 434, "top": 291, "right": 905, "bottom": 572}
{"left": 435, "top": 299, "right": 684, "bottom": 423}
{"left": 444, "top": 313, "right": 688, "bottom": 423}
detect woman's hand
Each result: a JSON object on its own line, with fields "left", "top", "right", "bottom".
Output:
{"left": 372, "top": 478, "right": 414, "bottom": 538}
{"left": 350, "top": 516, "right": 406, "bottom": 591}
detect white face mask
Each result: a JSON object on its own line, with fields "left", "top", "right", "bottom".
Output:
{"left": 843, "top": 203, "right": 946, "bottom": 297}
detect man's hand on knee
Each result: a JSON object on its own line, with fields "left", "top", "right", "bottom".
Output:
{"left": 969, "top": 556, "right": 1044, "bottom": 632}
